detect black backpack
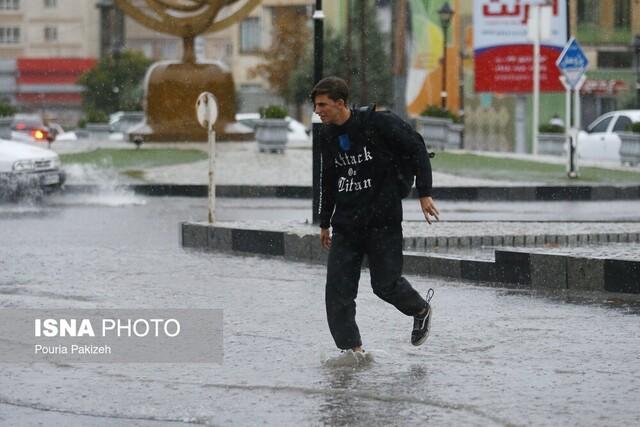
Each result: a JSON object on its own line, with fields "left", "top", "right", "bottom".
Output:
{"left": 356, "top": 104, "right": 434, "bottom": 199}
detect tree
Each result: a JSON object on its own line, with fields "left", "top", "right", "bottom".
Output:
{"left": 289, "top": 1, "right": 392, "bottom": 110}
{"left": 249, "top": 7, "right": 310, "bottom": 117}
{"left": 78, "top": 50, "right": 152, "bottom": 119}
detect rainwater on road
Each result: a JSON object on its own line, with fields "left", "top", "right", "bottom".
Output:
{"left": 0, "top": 192, "right": 639, "bottom": 426}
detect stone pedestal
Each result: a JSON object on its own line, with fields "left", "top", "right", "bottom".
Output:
{"left": 129, "top": 60, "right": 253, "bottom": 142}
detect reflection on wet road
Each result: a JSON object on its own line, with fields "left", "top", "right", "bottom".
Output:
{"left": 0, "top": 193, "right": 639, "bottom": 425}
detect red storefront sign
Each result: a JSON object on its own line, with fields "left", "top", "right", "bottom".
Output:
{"left": 16, "top": 58, "right": 96, "bottom": 105}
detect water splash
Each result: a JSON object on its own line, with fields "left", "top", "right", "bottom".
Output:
{"left": 322, "top": 350, "right": 375, "bottom": 369}
{"left": 56, "top": 163, "right": 146, "bottom": 207}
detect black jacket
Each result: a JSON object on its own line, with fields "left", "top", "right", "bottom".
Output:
{"left": 319, "top": 108, "right": 433, "bottom": 230}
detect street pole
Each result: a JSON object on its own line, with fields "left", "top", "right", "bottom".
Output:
{"left": 562, "top": 76, "right": 576, "bottom": 178}
{"left": 441, "top": 28, "right": 448, "bottom": 109}
{"left": 532, "top": 5, "right": 541, "bottom": 156}
{"left": 565, "top": 0, "right": 577, "bottom": 178}
{"left": 635, "top": 35, "right": 640, "bottom": 108}
{"left": 312, "top": 0, "right": 324, "bottom": 225}
{"left": 345, "top": 1, "right": 352, "bottom": 86}
{"left": 360, "top": 0, "right": 368, "bottom": 103}
{"left": 438, "top": 3, "right": 453, "bottom": 110}
{"left": 392, "top": 0, "right": 407, "bottom": 119}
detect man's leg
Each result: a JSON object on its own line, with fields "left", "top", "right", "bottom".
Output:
{"left": 326, "top": 230, "right": 364, "bottom": 350}
{"left": 367, "top": 225, "right": 426, "bottom": 316}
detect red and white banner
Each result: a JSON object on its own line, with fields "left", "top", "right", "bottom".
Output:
{"left": 473, "top": 0, "right": 567, "bottom": 93}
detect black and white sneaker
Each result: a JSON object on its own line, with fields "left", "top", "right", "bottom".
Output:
{"left": 411, "top": 288, "right": 434, "bottom": 346}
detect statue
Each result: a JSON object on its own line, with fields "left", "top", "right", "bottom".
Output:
{"left": 114, "top": 0, "right": 262, "bottom": 142}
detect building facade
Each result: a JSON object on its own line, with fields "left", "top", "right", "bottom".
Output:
{"left": 0, "top": 0, "right": 99, "bottom": 125}
{"left": 571, "top": 0, "right": 640, "bottom": 125}
{"left": 464, "top": 0, "right": 640, "bottom": 152}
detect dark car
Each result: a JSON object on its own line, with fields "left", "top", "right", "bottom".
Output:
{"left": 10, "top": 114, "right": 54, "bottom": 145}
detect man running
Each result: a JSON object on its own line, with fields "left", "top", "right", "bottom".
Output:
{"left": 312, "top": 76, "right": 439, "bottom": 354}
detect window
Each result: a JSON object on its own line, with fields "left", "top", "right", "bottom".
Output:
{"left": 614, "top": 0, "right": 630, "bottom": 28}
{"left": 577, "top": 0, "right": 599, "bottom": 24}
{"left": 141, "top": 42, "right": 153, "bottom": 58}
{"left": 589, "top": 116, "right": 612, "bottom": 133}
{"left": 44, "top": 26, "right": 57, "bottom": 42}
{"left": 44, "top": 0, "right": 56, "bottom": 7}
{"left": 613, "top": 116, "right": 632, "bottom": 132}
{"left": 598, "top": 51, "right": 632, "bottom": 69}
{"left": 161, "top": 42, "right": 177, "bottom": 58}
{"left": 239, "top": 17, "right": 261, "bottom": 53}
{"left": 0, "top": 0, "right": 19, "bottom": 10}
{"left": 0, "top": 27, "right": 20, "bottom": 44}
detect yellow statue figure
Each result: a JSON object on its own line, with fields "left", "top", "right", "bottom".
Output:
{"left": 114, "top": 0, "right": 262, "bottom": 142}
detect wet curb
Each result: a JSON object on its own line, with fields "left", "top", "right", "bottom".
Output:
{"left": 181, "top": 222, "right": 640, "bottom": 295}
{"left": 64, "top": 184, "right": 640, "bottom": 200}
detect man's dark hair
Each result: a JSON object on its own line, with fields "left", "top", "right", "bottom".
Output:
{"left": 310, "top": 76, "right": 349, "bottom": 104}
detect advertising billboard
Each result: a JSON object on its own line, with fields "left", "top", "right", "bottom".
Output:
{"left": 473, "top": 0, "right": 567, "bottom": 92}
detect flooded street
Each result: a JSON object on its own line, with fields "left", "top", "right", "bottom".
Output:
{"left": 1, "top": 193, "right": 639, "bottom": 426}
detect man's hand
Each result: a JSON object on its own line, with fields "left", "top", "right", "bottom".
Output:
{"left": 320, "top": 228, "right": 332, "bottom": 249}
{"left": 419, "top": 196, "right": 440, "bottom": 224}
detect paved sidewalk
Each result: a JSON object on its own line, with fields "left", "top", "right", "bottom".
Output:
{"left": 140, "top": 143, "right": 535, "bottom": 187}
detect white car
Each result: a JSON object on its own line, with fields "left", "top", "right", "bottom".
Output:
{"left": 577, "top": 110, "right": 640, "bottom": 163}
{"left": 235, "top": 113, "right": 311, "bottom": 147}
{"left": 0, "top": 138, "right": 65, "bottom": 200}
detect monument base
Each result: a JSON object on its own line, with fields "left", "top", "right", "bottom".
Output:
{"left": 129, "top": 60, "right": 254, "bottom": 142}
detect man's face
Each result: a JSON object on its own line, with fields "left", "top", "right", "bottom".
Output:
{"left": 314, "top": 94, "right": 345, "bottom": 125}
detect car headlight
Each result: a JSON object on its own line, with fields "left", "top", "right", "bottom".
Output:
{"left": 51, "top": 157, "right": 61, "bottom": 169}
{"left": 13, "top": 160, "right": 35, "bottom": 171}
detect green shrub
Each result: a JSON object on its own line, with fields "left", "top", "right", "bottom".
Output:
{"left": 260, "top": 105, "right": 288, "bottom": 119}
{"left": 84, "top": 109, "right": 109, "bottom": 123}
{"left": 0, "top": 100, "right": 16, "bottom": 117}
{"left": 420, "top": 105, "right": 460, "bottom": 123}
{"left": 539, "top": 123, "right": 565, "bottom": 133}
{"left": 624, "top": 122, "right": 640, "bottom": 133}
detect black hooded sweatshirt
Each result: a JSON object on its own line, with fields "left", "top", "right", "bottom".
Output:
{"left": 318, "top": 108, "right": 433, "bottom": 231}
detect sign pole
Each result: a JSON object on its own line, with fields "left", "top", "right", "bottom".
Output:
{"left": 573, "top": 75, "right": 585, "bottom": 130}
{"left": 208, "top": 125, "right": 216, "bottom": 224}
{"left": 556, "top": 37, "right": 589, "bottom": 179}
{"left": 560, "top": 76, "right": 577, "bottom": 178}
{"left": 195, "top": 92, "right": 219, "bottom": 224}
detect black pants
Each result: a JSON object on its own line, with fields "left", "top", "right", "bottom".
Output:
{"left": 325, "top": 225, "right": 426, "bottom": 350}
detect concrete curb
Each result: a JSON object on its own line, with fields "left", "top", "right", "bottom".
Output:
{"left": 403, "top": 232, "right": 640, "bottom": 250}
{"left": 180, "top": 222, "right": 640, "bottom": 294}
{"left": 64, "top": 184, "right": 640, "bottom": 200}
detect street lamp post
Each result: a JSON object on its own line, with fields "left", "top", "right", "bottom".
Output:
{"left": 438, "top": 2, "right": 454, "bottom": 110}
{"left": 312, "top": 0, "right": 324, "bottom": 224}
{"left": 635, "top": 35, "right": 640, "bottom": 108}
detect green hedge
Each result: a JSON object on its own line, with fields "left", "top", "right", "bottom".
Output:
{"left": 420, "top": 105, "right": 461, "bottom": 123}
{"left": 625, "top": 122, "right": 640, "bottom": 133}
{"left": 539, "top": 123, "right": 565, "bottom": 133}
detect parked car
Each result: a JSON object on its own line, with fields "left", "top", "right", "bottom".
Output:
{"left": 109, "top": 111, "right": 144, "bottom": 133}
{"left": 0, "top": 138, "right": 65, "bottom": 200}
{"left": 10, "top": 114, "right": 55, "bottom": 145}
{"left": 235, "top": 113, "right": 310, "bottom": 147}
{"left": 47, "top": 122, "right": 78, "bottom": 141}
{"left": 577, "top": 110, "right": 640, "bottom": 163}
